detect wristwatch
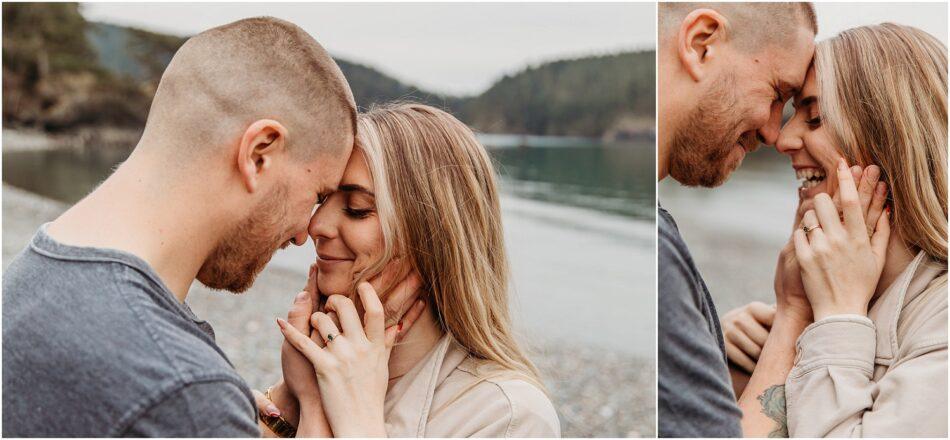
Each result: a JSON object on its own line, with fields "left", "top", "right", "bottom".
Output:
{"left": 260, "top": 388, "right": 297, "bottom": 438}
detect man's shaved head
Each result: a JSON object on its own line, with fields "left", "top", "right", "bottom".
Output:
{"left": 660, "top": 2, "right": 817, "bottom": 52}
{"left": 142, "top": 16, "right": 356, "bottom": 159}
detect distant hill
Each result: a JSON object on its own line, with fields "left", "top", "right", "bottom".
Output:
{"left": 458, "top": 51, "right": 655, "bottom": 137}
{"left": 2, "top": 3, "right": 654, "bottom": 138}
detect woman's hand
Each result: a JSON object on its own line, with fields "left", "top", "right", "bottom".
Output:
{"left": 722, "top": 302, "right": 776, "bottom": 374}
{"left": 278, "top": 273, "right": 425, "bottom": 437}
{"left": 793, "top": 158, "right": 890, "bottom": 321}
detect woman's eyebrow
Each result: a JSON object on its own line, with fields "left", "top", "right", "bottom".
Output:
{"left": 338, "top": 183, "right": 375, "bottom": 197}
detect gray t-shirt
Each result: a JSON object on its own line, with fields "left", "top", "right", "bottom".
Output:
{"left": 2, "top": 224, "right": 260, "bottom": 437}
{"left": 657, "top": 203, "right": 742, "bottom": 438}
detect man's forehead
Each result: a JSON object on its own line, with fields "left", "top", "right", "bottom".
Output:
{"left": 763, "top": 32, "right": 814, "bottom": 97}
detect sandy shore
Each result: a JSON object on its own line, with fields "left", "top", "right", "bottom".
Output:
{"left": 2, "top": 183, "right": 655, "bottom": 437}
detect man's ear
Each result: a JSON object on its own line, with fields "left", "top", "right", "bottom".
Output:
{"left": 677, "top": 9, "right": 728, "bottom": 82}
{"left": 236, "top": 119, "right": 288, "bottom": 193}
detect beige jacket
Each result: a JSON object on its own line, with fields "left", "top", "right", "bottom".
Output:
{"left": 382, "top": 334, "right": 561, "bottom": 438}
{"left": 786, "top": 251, "right": 948, "bottom": 437}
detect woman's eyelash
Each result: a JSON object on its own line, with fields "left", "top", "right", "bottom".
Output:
{"left": 317, "top": 193, "right": 329, "bottom": 204}
{"left": 806, "top": 116, "right": 822, "bottom": 126}
{"left": 344, "top": 207, "right": 371, "bottom": 219}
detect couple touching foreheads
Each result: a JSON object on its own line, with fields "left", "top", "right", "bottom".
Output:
{"left": 2, "top": 17, "right": 559, "bottom": 437}
{"left": 658, "top": 2, "right": 947, "bottom": 438}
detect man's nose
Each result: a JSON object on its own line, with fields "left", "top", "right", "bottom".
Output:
{"left": 290, "top": 230, "right": 309, "bottom": 247}
{"left": 757, "top": 103, "right": 784, "bottom": 147}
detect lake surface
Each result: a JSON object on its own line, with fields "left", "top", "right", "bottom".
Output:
{"left": 3, "top": 138, "right": 656, "bottom": 357}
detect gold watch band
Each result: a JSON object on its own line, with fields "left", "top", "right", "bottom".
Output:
{"left": 261, "top": 388, "right": 297, "bottom": 438}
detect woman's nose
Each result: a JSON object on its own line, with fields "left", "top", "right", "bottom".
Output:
{"left": 308, "top": 204, "right": 337, "bottom": 241}
{"left": 775, "top": 120, "right": 804, "bottom": 155}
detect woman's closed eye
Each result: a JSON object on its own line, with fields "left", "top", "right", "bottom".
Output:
{"left": 344, "top": 206, "right": 373, "bottom": 219}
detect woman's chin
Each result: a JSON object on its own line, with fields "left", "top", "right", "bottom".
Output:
{"left": 317, "top": 277, "right": 352, "bottom": 298}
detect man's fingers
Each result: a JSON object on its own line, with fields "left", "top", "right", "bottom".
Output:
{"left": 728, "top": 327, "right": 764, "bottom": 360}
{"left": 746, "top": 302, "right": 776, "bottom": 328}
{"left": 287, "top": 291, "right": 314, "bottom": 332}
{"left": 305, "top": 263, "right": 318, "bottom": 296}
{"left": 725, "top": 343, "right": 756, "bottom": 374}
{"left": 737, "top": 317, "right": 770, "bottom": 348}
{"left": 252, "top": 389, "right": 281, "bottom": 417}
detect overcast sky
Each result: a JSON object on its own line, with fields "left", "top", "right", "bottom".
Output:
{"left": 815, "top": 2, "right": 947, "bottom": 44}
{"left": 81, "top": 2, "right": 655, "bottom": 96}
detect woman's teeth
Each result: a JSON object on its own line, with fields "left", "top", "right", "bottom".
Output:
{"left": 796, "top": 168, "right": 826, "bottom": 189}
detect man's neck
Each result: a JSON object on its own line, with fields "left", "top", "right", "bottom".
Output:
{"left": 45, "top": 146, "right": 229, "bottom": 302}
{"left": 388, "top": 305, "right": 444, "bottom": 382}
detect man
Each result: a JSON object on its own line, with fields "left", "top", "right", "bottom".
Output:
{"left": 656, "top": 3, "right": 817, "bottom": 437}
{"left": 2, "top": 17, "right": 356, "bottom": 436}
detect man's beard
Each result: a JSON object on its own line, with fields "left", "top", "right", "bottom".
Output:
{"left": 668, "top": 74, "right": 758, "bottom": 188}
{"left": 197, "top": 185, "right": 290, "bottom": 293}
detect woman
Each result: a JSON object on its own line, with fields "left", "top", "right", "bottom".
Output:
{"left": 268, "top": 103, "right": 559, "bottom": 437}
{"left": 724, "top": 23, "right": 947, "bottom": 437}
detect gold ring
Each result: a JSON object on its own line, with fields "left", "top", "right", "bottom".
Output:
{"left": 803, "top": 224, "right": 821, "bottom": 234}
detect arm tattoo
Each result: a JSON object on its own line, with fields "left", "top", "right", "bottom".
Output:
{"left": 757, "top": 384, "right": 788, "bottom": 438}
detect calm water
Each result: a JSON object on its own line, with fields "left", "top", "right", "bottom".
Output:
{"left": 3, "top": 139, "right": 655, "bottom": 220}
{"left": 3, "top": 140, "right": 656, "bottom": 357}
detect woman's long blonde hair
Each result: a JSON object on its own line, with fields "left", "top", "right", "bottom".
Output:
{"left": 815, "top": 23, "right": 948, "bottom": 264}
{"left": 354, "top": 102, "right": 542, "bottom": 386}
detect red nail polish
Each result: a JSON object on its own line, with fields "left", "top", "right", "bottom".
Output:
{"left": 398, "top": 321, "right": 404, "bottom": 331}
{"left": 885, "top": 205, "right": 891, "bottom": 215}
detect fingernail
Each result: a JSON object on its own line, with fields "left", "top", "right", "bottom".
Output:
{"left": 295, "top": 291, "right": 308, "bottom": 303}
{"left": 276, "top": 317, "right": 287, "bottom": 329}
{"left": 885, "top": 205, "right": 891, "bottom": 215}
{"left": 877, "top": 182, "right": 886, "bottom": 194}
{"left": 838, "top": 157, "right": 848, "bottom": 170}
{"left": 266, "top": 404, "right": 280, "bottom": 417}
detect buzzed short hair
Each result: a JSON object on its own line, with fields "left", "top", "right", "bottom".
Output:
{"left": 659, "top": 2, "right": 817, "bottom": 52}
{"left": 143, "top": 17, "right": 356, "bottom": 160}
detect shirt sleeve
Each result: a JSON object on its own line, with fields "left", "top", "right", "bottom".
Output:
{"left": 786, "top": 315, "right": 948, "bottom": 437}
{"left": 122, "top": 380, "right": 261, "bottom": 437}
{"left": 657, "top": 229, "right": 742, "bottom": 438}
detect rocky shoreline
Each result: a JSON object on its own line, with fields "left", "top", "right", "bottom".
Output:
{"left": 1, "top": 182, "right": 655, "bottom": 437}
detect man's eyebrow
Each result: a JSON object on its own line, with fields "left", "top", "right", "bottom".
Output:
{"left": 338, "top": 183, "right": 375, "bottom": 196}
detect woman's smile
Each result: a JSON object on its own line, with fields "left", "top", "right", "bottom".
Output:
{"left": 793, "top": 165, "right": 828, "bottom": 197}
